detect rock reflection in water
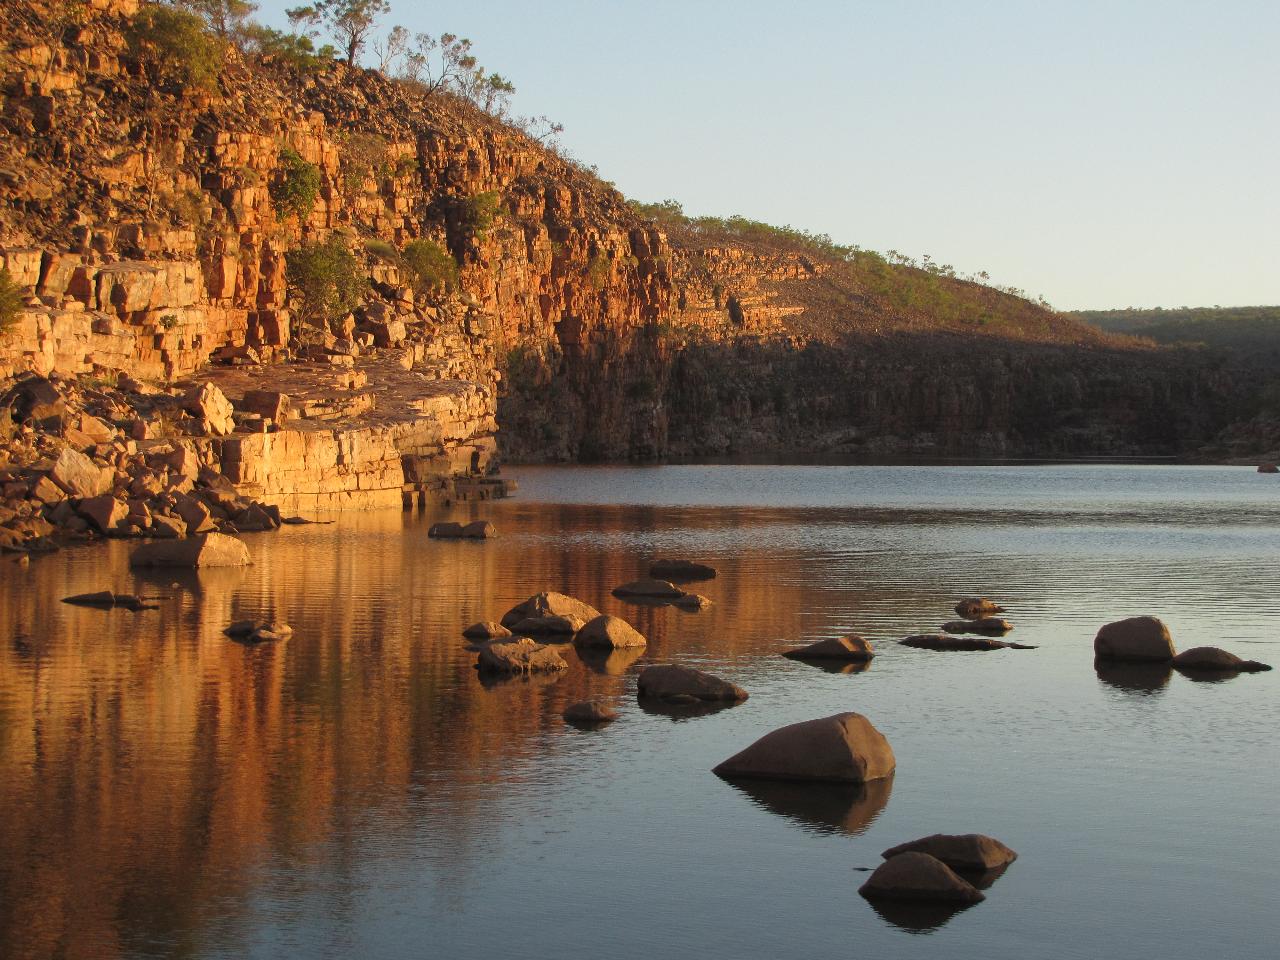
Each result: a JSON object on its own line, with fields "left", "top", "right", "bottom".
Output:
{"left": 1094, "top": 659, "right": 1173, "bottom": 695}
{"left": 576, "top": 646, "right": 645, "bottom": 675}
{"left": 867, "top": 896, "right": 979, "bottom": 934}
{"left": 722, "top": 775, "right": 893, "bottom": 836}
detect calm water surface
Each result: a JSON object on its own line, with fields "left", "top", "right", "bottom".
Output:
{"left": 1, "top": 465, "right": 1277, "bottom": 959}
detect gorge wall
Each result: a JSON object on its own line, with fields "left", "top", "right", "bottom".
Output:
{"left": 0, "top": 0, "right": 1267, "bottom": 523}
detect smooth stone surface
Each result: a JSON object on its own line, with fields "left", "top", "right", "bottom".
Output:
{"left": 1094, "top": 616, "right": 1175, "bottom": 662}
{"left": 637, "top": 664, "right": 748, "bottom": 702}
{"left": 954, "top": 597, "right": 1005, "bottom": 619}
{"left": 562, "top": 700, "right": 619, "bottom": 724}
{"left": 782, "top": 635, "right": 875, "bottom": 661}
{"left": 574, "top": 614, "right": 647, "bottom": 649}
{"left": 713, "top": 712, "right": 895, "bottom": 784}
{"left": 475, "top": 638, "right": 568, "bottom": 675}
{"left": 648, "top": 559, "right": 717, "bottom": 581}
{"left": 899, "top": 633, "right": 1034, "bottom": 651}
{"left": 462, "top": 621, "right": 512, "bottom": 641}
{"left": 881, "top": 834, "right": 1018, "bottom": 872}
{"left": 1172, "top": 646, "right": 1272, "bottom": 673}
{"left": 612, "top": 578, "right": 685, "bottom": 598}
{"left": 500, "top": 592, "right": 602, "bottom": 629}
{"left": 859, "top": 852, "right": 986, "bottom": 904}
{"left": 128, "top": 533, "right": 251, "bottom": 568}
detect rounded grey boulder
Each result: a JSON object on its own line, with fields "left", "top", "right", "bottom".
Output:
{"left": 713, "top": 712, "right": 895, "bottom": 784}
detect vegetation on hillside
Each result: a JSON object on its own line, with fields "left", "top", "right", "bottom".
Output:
{"left": 1073, "top": 306, "right": 1280, "bottom": 349}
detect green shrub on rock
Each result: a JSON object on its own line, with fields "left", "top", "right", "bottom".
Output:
{"left": 0, "top": 267, "right": 24, "bottom": 336}
{"left": 401, "top": 239, "right": 459, "bottom": 294}
{"left": 285, "top": 234, "right": 363, "bottom": 325}
{"left": 270, "top": 148, "right": 321, "bottom": 222}
{"left": 127, "top": 4, "right": 225, "bottom": 91}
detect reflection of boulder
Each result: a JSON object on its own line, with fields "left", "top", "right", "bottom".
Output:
{"left": 1094, "top": 659, "right": 1173, "bottom": 694}
{"left": 577, "top": 645, "right": 644, "bottom": 676}
{"left": 724, "top": 774, "right": 893, "bottom": 836}
{"left": 563, "top": 700, "right": 618, "bottom": 725}
{"left": 1094, "top": 616, "right": 1174, "bottom": 662}
{"left": 713, "top": 712, "right": 894, "bottom": 783}
{"left": 866, "top": 896, "right": 977, "bottom": 934}
{"left": 638, "top": 696, "right": 738, "bottom": 721}
{"left": 798, "top": 659, "right": 873, "bottom": 676}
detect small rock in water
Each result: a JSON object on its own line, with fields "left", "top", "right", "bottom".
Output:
{"left": 613, "top": 578, "right": 685, "bottom": 599}
{"left": 783, "top": 635, "right": 876, "bottom": 662}
{"left": 501, "top": 593, "right": 602, "bottom": 629}
{"left": 954, "top": 597, "right": 1005, "bottom": 619}
{"left": 1258, "top": 463, "right": 1279, "bottom": 474}
{"left": 61, "top": 591, "right": 158, "bottom": 611}
{"left": 1172, "top": 646, "right": 1271, "bottom": 673}
{"left": 899, "top": 634, "right": 1033, "bottom": 652}
{"left": 563, "top": 700, "right": 619, "bottom": 724}
{"left": 460, "top": 520, "right": 496, "bottom": 538}
{"left": 1093, "top": 616, "right": 1175, "bottom": 662}
{"left": 881, "top": 834, "right": 1018, "bottom": 872}
{"left": 428, "top": 521, "right": 465, "bottom": 538}
{"left": 509, "top": 614, "right": 585, "bottom": 635}
{"left": 859, "top": 852, "right": 985, "bottom": 904}
{"left": 462, "top": 621, "right": 512, "bottom": 641}
{"left": 574, "top": 614, "right": 647, "bottom": 649}
{"left": 224, "top": 619, "right": 293, "bottom": 643}
{"left": 476, "top": 638, "right": 568, "bottom": 675}
{"left": 671, "top": 593, "right": 712, "bottom": 611}
{"left": 638, "top": 664, "right": 748, "bottom": 703}
{"left": 941, "top": 617, "right": 1013, "bottom": 635}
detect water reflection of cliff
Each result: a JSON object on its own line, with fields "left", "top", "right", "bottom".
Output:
{"left": 0, "top": 502, "right": 857, "bottom": 959}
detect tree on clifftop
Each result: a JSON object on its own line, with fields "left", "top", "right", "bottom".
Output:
{"left": 290, "top": 0, "right": 389, "bottom": 65}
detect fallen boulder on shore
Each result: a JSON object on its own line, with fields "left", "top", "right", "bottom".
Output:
{"left": 129, "top": 532, "right": 251, "bottom": 568}
{"left": 1094, "top": 616, "right": 1175, "bottom": 662}
{"left": 859, "top": 852, "right": 985, "bottom": 904}
{"left": 900, "top": 634, "right": 1034, "bottom": 651}
{"left": 500, "top": 592, "right": 602, "bottom": 629}
{"left": 649, "top": 559, "right": 717, "bottom": 582}
{"left": 714, "top": 712, "right": 895, "bottom": 783}
{"left": 882, "top": 834, "right": 1018, "bottom": 872}
{"left": 476, "top": 638, "right": 569, "bottom": 675}
{"left": 1171, "top": 646, "right": 1271, "bottom": 673}
{"left": 782, "top": 635, "right": 875, "bottom": 662}
{"left": 638, "top": 664, "right": 747, "bottom": 703}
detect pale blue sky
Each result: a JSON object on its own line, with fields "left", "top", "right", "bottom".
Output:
{"left": 256, "top": 0, "right": 1278, "bottom": 310}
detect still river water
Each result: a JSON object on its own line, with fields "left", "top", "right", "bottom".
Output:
{"left": 1, "top": 465, "right": 1277, "bottom": 959}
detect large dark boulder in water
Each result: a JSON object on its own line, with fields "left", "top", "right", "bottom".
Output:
{"left": 1172, "top": 646, "right": 1271, "bottom": 673}
{"left": 129, "top": 532, "right": 250, "bottom": 568}
{"left": 782, "top": 635, "right": 875, "bottom": 661}
{"left": 1094, "top": 616, "right": 1175, "bottom": 662}
{"left": 713, "top": 712, "right": 894, "bottom": 784}
{"left": 881, "top": 834, "right": 1018, "bottom": 872}
{"left": 859, "top": 852, "right": 985, "bottom": 904}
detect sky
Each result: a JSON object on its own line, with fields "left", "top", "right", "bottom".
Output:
{"left": 255, "top": 0, "right": 1279, "bottom": 310}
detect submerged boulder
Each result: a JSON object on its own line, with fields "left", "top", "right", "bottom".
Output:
{"left": 129, "top": 532, "right": 251, "bottom": 568}
{"left": 1094, "top": 616, "right": 1175, "bottom": 662}
{"left": 859, "top": 852, "right": 985, "bottom": 904}
{"left": 224, "top": 620, "right": 293, "bottom": 643}
{"left": 1172, "top": 646, "right": 1271, "bottom": 673}
{"left": 649, "top": 559, "right": 717, "bottom": 581}
{"left": 713, "top": 712, "right": 895, "bottom": 783}
{"left": 881, "top": 834, "right": 1018, "bottom": 872}
{"left": 500, "top": 592, "right": 602, "bottom": 629}
{"left": 671, "top": 593, "right": 713, "bottom": 611}
{"left": 899, "top": 634, "right": 1034, "bottom": 651}
{"left": 563, "top": 700, "right": 619, "bottom": 724}
{"left": 462, "top": 621, "right": 512, "bottom": 641}
{"left": 954, "top": 597, "right": 1004, "bottom": 619}
{"left": 476, "top": 638, "right": 568, "bottom": 675}
{"left": 638, "top": 664, "right": 748, "bottom": 702}
{"left": 783, "top": 635, "right": 876, "bottom": 662}
{"left": 612, "top": 578, "right": 685, "bottom": 599}
{"left": 574, "top": 614, "right": 647, "bottom": 649}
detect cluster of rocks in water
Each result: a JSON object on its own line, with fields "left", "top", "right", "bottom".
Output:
{"left": 1094, "top": 615, "right": 1271, "bottom": 677}
{"left": 1, "top": 374, "right": 292, "bottom": 557}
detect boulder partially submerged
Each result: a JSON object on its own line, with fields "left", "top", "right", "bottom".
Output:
{"left": 881, "top": 834, "right": 1018, "bottom": 872}
{"left": 1171, "top": 646, "right": 1271, "bottom": 673}
{"left": 859, "top": 852, "right": 985, "bottom": 904}
{"left": 941, "top": 617, "right": 1012, "bottom": 635}
{"left": 954, "top": 597, "right": 1004, "bottom": 620}
{"left": 500, "top": 592, "right": 602, "bottom": 629}
{"left": 899, "top": 634, "right": 1034, "bottom": 652}
{"left": 563, "top": 700, "right": 619, "bottom": 724}
{"left": 462, "top": 621, "right": 512, "bottom": 641}
{"left": 508, "top": 614, "right": 586, "bottom": 635}
{"left": 61, "top": 591, "right": 158, "bottom": 611}
{"left": 224, "top": 620, "right": 293, "bottom": 643}
{"left": 476, "top": 638, "right": 568, "bottom": 675}
{"left": 574, "top": 615, "right": 647, "bottom": 649}
{"left": 429, "top": 520, "right": 496, "bottom": 539}
{"left": 638, "top": 664, "right": 748, "bottom": 703}
{"left": 648, "top": 559, "right": 717, "bottom": 582}
{"left": 671, "top": 593, "right": 713, "bottom": 611}
{"left": 713, "top": 712, "right": 895, "bottom": 784}
{"left": 129, "top": 532, "right": 251, "bottom": 568}
{"left": 612, "top": 578, "right": 685, "bottom": 599}
{"left": 1094, "top": 616, "right": 1175, "bottom": 662}
{"left": 782, "top": 635, "right": 875, "bottom": 662}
